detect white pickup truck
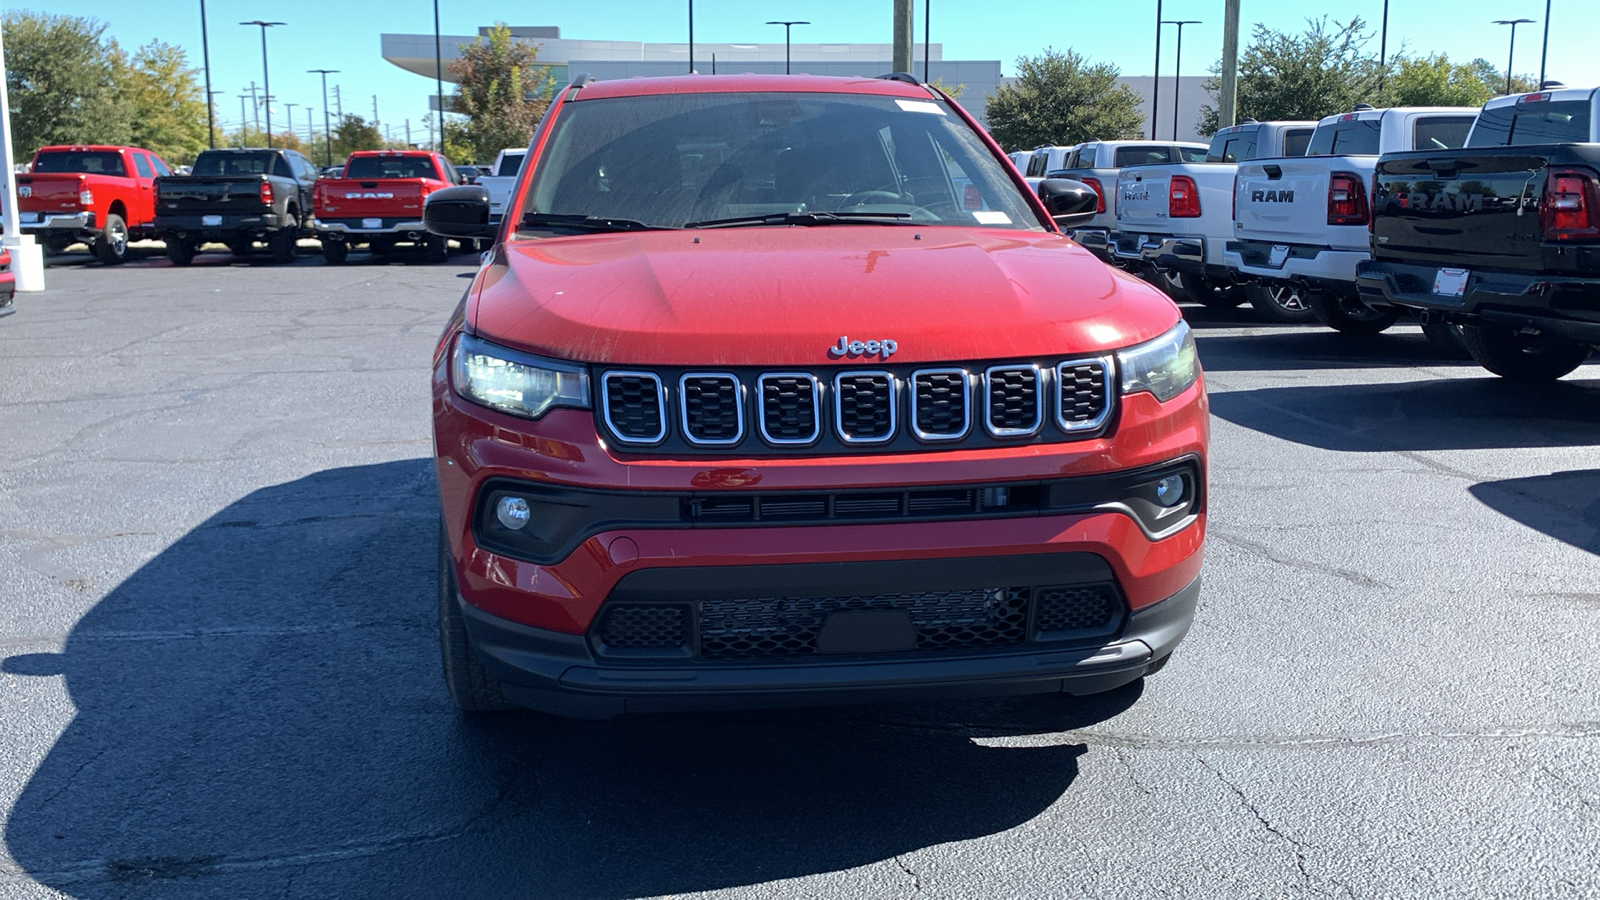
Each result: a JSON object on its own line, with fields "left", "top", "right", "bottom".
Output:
{"left": 1050, "top": 140, "right": 1208, "bottom": 262}
{"left": 1108, "top": 119, "right": 1316, "bottom": 319}
{"left": 475, "top": 147, "right": 527, "bottom": 227}
{"left": 1226, "top": 105, "right": 1478, "bottom": 332}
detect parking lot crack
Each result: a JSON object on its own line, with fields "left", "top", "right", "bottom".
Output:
{"left": 892, "top": 854, "right": 923, "bottom": 894}
{"left": 1193, "top": 753, "right": 1314, "bottom": 891}
{"left": 1210, "top": 531, "right": 1392, "bottom": 589}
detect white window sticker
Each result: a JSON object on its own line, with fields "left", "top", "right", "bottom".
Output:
{"left": 895, "top": 99, "right": 946, "bottom": 115}
{"left": 972, "top": 211, "right": 1011, "bottom": 225}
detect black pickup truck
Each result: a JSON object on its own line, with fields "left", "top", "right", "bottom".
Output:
{"left": 153, "top": 148, "right": 318, "bottom": 265}
{"left": 1356, "top": 86, "right": 1599, "bottom": 380}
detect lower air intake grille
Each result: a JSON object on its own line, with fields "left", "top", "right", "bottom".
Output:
{"left": 1033, "top": 584, "right": 1121, "bottom": 635}
{"left": 595, "top": 603, "right": 688, "bottom": 649}
{"left": 698, "top": 588, "right": 1029, "bottom": 659}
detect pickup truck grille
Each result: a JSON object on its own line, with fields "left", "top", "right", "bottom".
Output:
{"left": 598, "top": 358, "right": 1116, "bottom": 455}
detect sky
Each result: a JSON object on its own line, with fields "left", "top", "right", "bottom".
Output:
{"left": 21, "top": 0, "right": 1598, "bottom": 148}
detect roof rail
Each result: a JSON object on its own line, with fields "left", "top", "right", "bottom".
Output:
{"left": 876, "top": 72, "right": 923, "bottom": 85}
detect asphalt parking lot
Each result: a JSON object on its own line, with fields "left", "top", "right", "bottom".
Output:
{"left": 1, "top": 248, "right": 1597, "bottom": 899}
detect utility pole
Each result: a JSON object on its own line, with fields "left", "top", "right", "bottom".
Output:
{"left": 241, "top": 21, "right": 286, "bottom": 148}
{"left": 1219, "top": 0, "right": 1240, "bottom": 128}
{"left": 305, "top": 107, "right": 313, "bottom": 145}
{"left": 334, "top": 84, "right": 343, "bottom": 119}
{"left": 892, "top": 0, "right": 912, "bottom": 73}
{"left": 1151, "top": 0, "right": 1163, "bottom": 140}
{"left": 199, "top": 0, "right": 215, "bottom": 148}
{"left": 405, "top": 118, "right": 412, "bottom": 147}
{"left": 433, "top": 0, "right": 444, "bottom": 151}
{"left": 309, "top": 69, "right": 338, "bottom": 168}
{"left": 246, "top": 81, "right": 261, "bottom": 132}
{"left": 285, "top": 102, "right": 297, "bottom": 143}
{"left": 239, "top": 94, "right": 249, "bottom": 142}
{"left": 372, "top": 95, "right": 379, "bottom": 129}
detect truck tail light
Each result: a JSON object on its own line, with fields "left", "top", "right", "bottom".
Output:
{"left": 1327, "top": 172, "right": 1369, "bottom": 226}
{"left": 1541, "top": 168, "right": 1600, "bottom": 242}
{"left": 1169, "top": 175, "right": 1200, "bottom": 218}
{"left": 1078, "top": 176, "right": 1106, "bottom": 213}
{"left": 259, "top": 180, "right": 274, "bottom": 206}
{"left": 1230, "top": 173, "right": 1238, "bottom": 221}
{"left": 79, "top": 189, "right": 94, "bottom": 206}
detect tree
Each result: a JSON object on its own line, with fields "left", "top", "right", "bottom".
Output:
{"left": 329, "top": 114, "right": 384, "bottom": 161}
{"left": 1198, "top": 17, "right": 1379, "bottom": 135}
{"left": 1379, "top": 55, "right": 1534, "bottom": 107}
{"left": 2, "top": 11, "right": 129, "bottom": 157}
{"left": 445, "top": 22, "right": 555, "bottom": 164}
{"left": 984, "top": 49, "right": 1144, "bottom": 150}
{"left": 117, "top": 40, "right": 208, "bottom": 167}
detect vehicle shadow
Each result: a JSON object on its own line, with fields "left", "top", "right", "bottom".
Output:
{"left": 1193, "top": 327, "right": 1479, "bottom": 371}
{"left": 1207, "top": 375, "right": 1600, "bottom": 451}
{"left": 1469, "top": 470, "right": 1600, "bottom": 556}
{"left": 3, "top": 460, "right": 1126, "bottom": 898}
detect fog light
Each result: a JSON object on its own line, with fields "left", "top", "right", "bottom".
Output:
{"left": 1154, "top": 475, "right": 1186, "bottom": 508}
{"left": 495, "top": 496, "right": 531, "bottom": 530}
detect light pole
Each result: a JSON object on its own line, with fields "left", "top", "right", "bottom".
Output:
{"left": 199, "top": 0, "right": 215, "bottom": 147}
{"left": 240, "top": 21, "right": 285, "bottom": 147}
{"left": 1162, "top": 19, "right": 1200, "bottom": 141}
{"left": 1150, "top": 0, "right": 1163, "bottom": 141}
{"left": 208, "top": 90, "right": 225, "bottom": 146}
{"left": 433, "top": 0, "right": 444, "bottom": 151}
{"left": 765, "top": 21, "right": 809, "bottom": 74}
{"left": 1378, "top": 0, "right": 1390, "bottom": 90}
{"left": 923, "top": 1, "right": 930, "bottom": 83}
{"left": 1493, "top": 18, "right": 1534, "bottom": 94}
{"left": 308, "top": 69, "right": 339, "bottom": 167}
{"left": 1538, "top": 0, "right": 1552, "bottom": 87}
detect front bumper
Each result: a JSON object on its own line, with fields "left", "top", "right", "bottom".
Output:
{"left": 1356, "top": 260, "right": 1600, "bottom": 344}
{"left": 156, "top": 213, "right": 293, "bottom": 238}
{"left": 20, "top": 212, "right": 94, "bottom": 237}
{"left": 1226, "top": 239, "right": 1367, "bottom": 292}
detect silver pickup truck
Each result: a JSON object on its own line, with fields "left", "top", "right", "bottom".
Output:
{"left": 1049, "top": 140, "right": 1207, "bottom": 262}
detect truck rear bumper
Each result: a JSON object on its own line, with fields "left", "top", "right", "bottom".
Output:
{"left": 1356, "top": 260, "right": 1600, "bottom": 344}
{"left": 1108, "top": 231, "right": 1212, "bottom": 275}
{"left": 1227, "top": 239, "right": 1365, "bottom": 291}
{"left": 20, "top": 212, "right": 94, "bottom": 236}
{"left": 314, "top": 218, "right": 428, "bottom": 237}
{"left": 156, "top": 214, "right": 293, "bottom": 236}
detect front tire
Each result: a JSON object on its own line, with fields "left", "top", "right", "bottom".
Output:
{"left": 1308, "top": 290, "right": 1401, "bottom": 334}
{"left": 1461, "top": 324, "right": 1592, "bottom": 381}
{"left": 165, "top": 239, "right": 196, "bottom": 266}
{"left": 93, "top": 213, "right": 129, "bottom": 265}
{"left": 438, "top": 525, "right": 515, "bottom": 712}
{"left": 1244, "top": 281, "right": 1317, "bottom": 323}
{"left": 1181, "top": 275, "right": 1245, "bottom": 309}
{"left": 268, "top": 228, "right": 298, "bottom": 264}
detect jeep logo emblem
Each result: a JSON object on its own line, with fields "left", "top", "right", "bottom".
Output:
{"left": 345, "top": 192, "right": 395, "bottom": 199}
{"left": 1250, "top": 189, "right": 1295, "bottom": 202}
{"left": 829, "top": 335, "right": 897, "bottom": 359}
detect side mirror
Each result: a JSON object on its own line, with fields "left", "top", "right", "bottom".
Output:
{"left": 1037, "top": 178, "right": 1098, "bottom": 229}
{"left": 424, "top": 185, "right": 494, "bottom": 239}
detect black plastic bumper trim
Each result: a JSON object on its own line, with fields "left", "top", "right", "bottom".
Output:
{"left": 1356, "top": 260, "right": 1600, "bottom": 343}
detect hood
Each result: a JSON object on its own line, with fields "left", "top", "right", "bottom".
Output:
{"left": 468, "top": 227, "right": 1179, "bottom": 366}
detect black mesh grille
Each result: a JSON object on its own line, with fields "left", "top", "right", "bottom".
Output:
{"left": 1034, "top": 584, "right": 1121, "bottom": 635}
{"left": 682, "top": 375, "right": 742, "bottom": 443}
{"left": 836, "top": 374, "right": 894, "bottom": 440}
{"left": 596, "top": 604, "right": 688, "bottom": 649}
{"left": 759, "top": 375, "right": 818, "bottom": 442}
{"left": 604, "top": 374, "right": 664, "bottom": 441}
{"left": 914, "top": 371, "right": 968, "bottom": 437}
{"left": 1058, "top": 362, "right": 1110, "bottom": 428}
{"left": 698, "top": 589, "right": 1029, "bottom": 659}
{"left": 987, "top": 367, "right": 1040, "bottom": 433}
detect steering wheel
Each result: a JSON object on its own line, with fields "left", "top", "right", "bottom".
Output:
{"left": 841, "top": 184, "right": 910, "bottom": 208}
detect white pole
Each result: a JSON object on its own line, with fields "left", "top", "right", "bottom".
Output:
{"left": 0, "top": 18, "right": 46, "bottom": 292}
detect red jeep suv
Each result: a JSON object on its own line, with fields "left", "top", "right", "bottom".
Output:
{"left": 426, "top": 73, "right": 1208, "bottom": 717}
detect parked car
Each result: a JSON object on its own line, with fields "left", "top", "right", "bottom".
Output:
{"left": 420, "top": 72, "right": 1204, "bottom": 718}
{"left": 312, "top": 149, "right": 464, "bottom": 264}
{"left": 1227, "top": 104, "right": 1478, "bottom": 333}
{"left": 1109, "top": 119, "right": 1316, "bottom": 319}
{"left": 1356, "top": 85, "right": 1600, "bottom": 379}
{"left": 1051, "top": 140, "right": 1209, "bottom": 261}
{"left": 0, "top": 246, "right": 14, "bottom": 317}
{"left": 17, "top": 144, "right": 173, "bottom": 264}
{"left": 153, "top": 147, "right": 318, "bottom": 265}
{"left": 475, "top": 148, "right": 527, "bottom": 227}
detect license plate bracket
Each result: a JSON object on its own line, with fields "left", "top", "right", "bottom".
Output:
{"left": 1432, "top": 267, "right": 1470, "bottom": 298}
{"left": 1267, "top": 244, "right": 1290, "bottom": 268}
{"left": 201, "top": 215, "right": 222, "bottom": 227}
{"left": 362, "top": 218, "right": 383, "bottom": 229}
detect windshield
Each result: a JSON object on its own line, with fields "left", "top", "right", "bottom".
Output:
{"left": 192, "top": 151, "right": 282, "bottom": 177}
{"left": 345, "top": 156, "right": 438, "bottom": 179}
{"left": 33, "top": 150, "right": 125, "bottom": 176}
{"left": 1467, "top": 101, "right": 1592, "bottom": 147}
{"left": 521, "top": 91, "right": 1045, "bottom": 232}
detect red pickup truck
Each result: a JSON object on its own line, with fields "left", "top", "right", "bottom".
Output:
{"left": 18, "top": 145, "right": 173, "bottom": 264}
{"left": 312, "top": 150, "right": 464, "bottom": 264}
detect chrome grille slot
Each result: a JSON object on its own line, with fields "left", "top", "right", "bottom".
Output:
{"left": 911, "top": 369, "right": 969, "bottom": 440}
{"left": 834, "top": 371, "right": 896, "bottom": 443}
{"left": 601, "top": 371, "right": 667, "bottom": 443}
{"left": 1056, "top": 359, "right": 1113, "bottom": 433}
{"left": 679, "top": 373, "right": 743, "bottom": 445}
{"left": 757, "top": 373, "right": 820, "bottom": 444}
{"left": 984, "top": 365, "right": 1043, "bottom": 436}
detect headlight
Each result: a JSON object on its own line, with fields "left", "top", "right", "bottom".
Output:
{"left": 1117, "top": 320, "right": 1199, "bottom": 403}
{"left": 451, "top": 334, "right": 590, "bottom": 419}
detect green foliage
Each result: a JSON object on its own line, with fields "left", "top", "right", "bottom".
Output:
{"left": 2, "top": 11, "right": 130, "bottom": 157}
{"left": 116, "top": 40, "right": 209, "bottom": 167}
{"left": 983, "top": 48, "right": 1144, "bottom": 150}
{"left": 1378, "top": 55, "right": 1535, "bottom": 106}
{"left": 929, "top": 77, "right": 965, "bottom": 100}
{"left": 1198, "top": 17, "right": 1379, "bottom": 135}
{"left": 330, "top": 115, "right": 384, "bottom": 160}
{"left": 445, "top": 22, "right": 555, "bottom": 165}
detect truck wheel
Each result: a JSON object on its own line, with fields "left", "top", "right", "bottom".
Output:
{"left": 1461, "top": 324, "right": 1592, "bottom": 381}
{"left": 93, "top": 213, "right": 129, "bottom": 265}
{"left": 321, "top": 240, "right": 349, "bottom": 265}
{"left": 165, "top": 240, "right": 197, "bottom": 267}
{"left": 424, "top": 234, "right": 450, "bottom": 264}
{"left": 227, "top": 240, "right": 253, "bottom": 257}
{"left": 438, "top": 524, "right": 515, "bottom": 713}
{"left": 1182, "top": 276, "right": 1245, "bottom": 309}
{"left": 268, "top": 229, "right": 298, "bottom": 264}
{"left": 1308, "top": 290, "right": 1401, "bottom": 334}
{"left": 1244, "top": 282, "right": 1317, "bottom": 323}
{"left": 1420, "top": 322, "right": 1470, "bottom": 359}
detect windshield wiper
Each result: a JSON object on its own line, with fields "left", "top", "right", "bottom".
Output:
{"left": 684, "top": 211, "right": 914, "bottom": 229}
{"left": 519, "top": 213, "right": 672, "bottom": 233}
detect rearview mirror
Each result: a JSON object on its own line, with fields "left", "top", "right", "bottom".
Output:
{"left": 424, "top": 185, "right": 495, "bottom": 239}
{"left": 1037, "top": 178, "right": 1098, "bottom": 229}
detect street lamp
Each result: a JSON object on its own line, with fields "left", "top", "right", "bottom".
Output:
{"left": 1151, "top": 0, "right": 1163, "bottom": 141}
{"left": 433, "top": 0, "right": 444, "bottom": 152}
{"left": 308, "top": 68, "right": 339, "bottom": 167}
{"left": 1538, "top": 0, "right": 1553, "bottom": 87}
{"left": 1493, "top": 18, "right": 1534, "bottom": 95}
{"left": 199, "top": 0, "right": 215, "bottom": 147}
{"left": 240, "top": 21, "right": 286, "bottom": 147}
{"left": 1162, "top": 19, "right": 1201, "bottom": 141}
{"left": 1378, "top": 0, "right": 1390, "bottom": 90}
{"left": 207, "top": 90, "right": 225, "bottom": 147}
{"left": 765, "top": 20, "right": 809, "bottom": 75}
